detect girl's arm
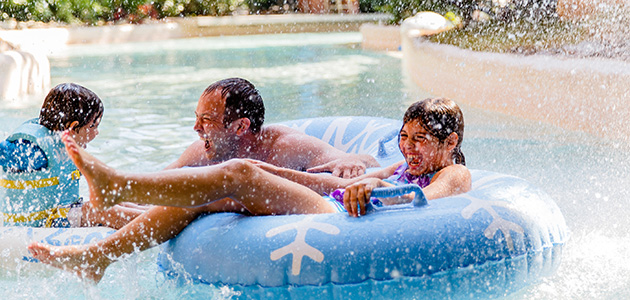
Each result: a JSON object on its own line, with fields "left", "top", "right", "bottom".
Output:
{"left": 422, "top": 164, "right": 471, "bottom": 200}
{"left": 342, "top": 163, "right": 470, "bottom": 217}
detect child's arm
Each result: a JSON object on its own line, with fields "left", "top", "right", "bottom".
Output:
{"left": 422, "top": 164, "right": 471, "bottom": 200}
{"left": 341, "top": 176, "right": 415, "bottom": 217}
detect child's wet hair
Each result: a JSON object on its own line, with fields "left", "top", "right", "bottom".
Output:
{"left": 39, "top": 83, "right": 104, "bottom": 132}
{"left": 403, "top": 98, "right": 466, "bottom": 165}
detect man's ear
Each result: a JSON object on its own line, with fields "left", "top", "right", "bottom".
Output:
{"left": 234, "top": 118, "right": 251, "bottom": 136}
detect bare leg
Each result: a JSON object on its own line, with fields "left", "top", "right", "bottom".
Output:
{"left": 28, "top": 203, "right": 220, "bottom": 283}
{"left": 30, "top": 136, "right": 335, "bottom": 283}
{"left": 81, "top": 201, "right": 148, "bottom": 230}
{"left": 61, "top": 132, "right": 127, "bottom": 210}
{"left": 63, "top": 133, "right": 334, "bottom": 214}
{"left": 28, "top": 196, "right": 276, "bottom": 283}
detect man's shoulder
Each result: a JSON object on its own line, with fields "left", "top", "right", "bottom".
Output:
{"left": 263, "top": 123, "right": 297, "bottom": 133}
{"left": 261, "top": 124, "right": 303, "bottom": 142}
{"left": 263, "top": 124, "right": 320, "bottom": 149}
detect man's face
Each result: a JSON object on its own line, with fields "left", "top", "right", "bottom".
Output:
{"left": 193, "top": 89, "right": 236, "bottom": 160}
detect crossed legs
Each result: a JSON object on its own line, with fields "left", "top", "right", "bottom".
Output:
{"left": 28, "top": 133, "right": 335, "bottom": 283}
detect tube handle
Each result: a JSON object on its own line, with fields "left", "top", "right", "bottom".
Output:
{"left": 370, "top": 184, "right": 428, "bottom": 207}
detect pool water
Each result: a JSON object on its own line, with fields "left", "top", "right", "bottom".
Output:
{"left": 1, "top": 32, "right": 629, "bottom": 299}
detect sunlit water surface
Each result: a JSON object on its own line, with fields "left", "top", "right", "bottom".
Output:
{"left": 0, "top": 32, "right": 628, "bottom": 299}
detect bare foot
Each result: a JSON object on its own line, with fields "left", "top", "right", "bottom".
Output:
{"left": 61, "top": 131, "right": 123, "bottom": 210}
{"left": 27, "top": 242, "right": 113, "bottom": 284}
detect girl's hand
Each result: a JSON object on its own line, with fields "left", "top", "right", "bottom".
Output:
{"left": 343, "top": 178, "right": 385, "bottom": 217}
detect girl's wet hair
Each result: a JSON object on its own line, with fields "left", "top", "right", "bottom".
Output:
{"left": 403, "top": 98, "right": 466, "bottom": 165}
{"left": 39, "top": 83, "right": 104, "bottom": 132}
{"left": 204, "top": 78, "right": 265, "bottom": 133}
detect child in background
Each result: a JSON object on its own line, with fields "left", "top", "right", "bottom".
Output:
{"left": 0, "top": 83, "right": 144, "bottom": 228}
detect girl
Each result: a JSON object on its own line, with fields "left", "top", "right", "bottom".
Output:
{"left": 0, "top": 83, "right": 144, "bottom": 228}
{"left": 28, "top": 97, "right": 470, "bottom": 282}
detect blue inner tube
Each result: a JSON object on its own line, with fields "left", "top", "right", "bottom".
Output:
{"left": 157, "top": 117, "right": 569, "bottom": 299}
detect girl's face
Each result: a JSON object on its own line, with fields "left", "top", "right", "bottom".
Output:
{"left": 72, "top": 116, "right": 101, "bottom": 148}
{"left": 398, "top": 119, "right": 453, "bottom": 176}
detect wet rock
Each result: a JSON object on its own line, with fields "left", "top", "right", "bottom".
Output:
{"left": 0, "top": 39, "right": 50, "bottom": 101}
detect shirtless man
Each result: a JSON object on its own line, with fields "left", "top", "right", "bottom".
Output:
{"left": 28, "top": 77, "right": 379, "bottom": 283}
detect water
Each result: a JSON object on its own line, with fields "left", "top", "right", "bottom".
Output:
{"left": 1, "top": 32, "right": 629, "bottom": 299}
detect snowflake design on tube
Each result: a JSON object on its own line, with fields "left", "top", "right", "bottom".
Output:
{"left": 266, "top": 216, "right": 340, "bottom": 275}
{"left": 289, "top": 117, "right": 392, "bottom": 154}
{"left": 460, "top": 173, "right": 524, "bottom": 251}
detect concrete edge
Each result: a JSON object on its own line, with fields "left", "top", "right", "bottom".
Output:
{"left": 0, "top": 14, "right": 391, "bottom": 50}
{"left": 401, "top": 34, "right": 630, "bottom": 142}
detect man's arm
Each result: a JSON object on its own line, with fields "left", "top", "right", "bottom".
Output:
{"left": 267, "top": 125, "right": 380, "bottom": 178}
{"left": 164, "top": 140, "right": 213, "bottom": 170}
{"left": 249, "top": 159, "right": 398, "bottom": 195}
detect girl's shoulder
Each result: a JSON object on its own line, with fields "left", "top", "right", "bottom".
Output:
{"left": 432, "top": 164, "right": 471, "bottom": 190}
{"left": 434, "top": 164, "right": 470, "bottom": 178}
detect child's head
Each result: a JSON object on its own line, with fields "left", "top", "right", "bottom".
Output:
{"left": 39, "top": 83, "right": 104, "bottom": 146}
{"left": 400, "top": 98, "right": 465, "bottom": 172}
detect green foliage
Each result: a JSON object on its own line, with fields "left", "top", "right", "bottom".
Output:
{"left": 247, "top": 0, "right": 285, "bottom": 14}
{"left": 0, "top": 0, "right": 111, "bottom": 24}
{"left": 0, "top": 0, "right": 249, "bottom": 24}
{"left": 370, "top": 0, "right": 557, "bottom": 25}
{"left": 154, "top": 0, "right": 248, "bottom": 18}
{"left": 0, "top": 0, "right": 558, "bottom": 25}
{"left": 367, "top": 0, "right": 471, "bottom": 24}
{"left": 0, "top": 0, "right": 120, "bottom": 24}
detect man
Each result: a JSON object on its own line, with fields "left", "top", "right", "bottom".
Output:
{"left": 169, "top": 78, "right": 377, "bottom": 177}
{"left": 28, "top": 77, "right": 379, "bottom": 283}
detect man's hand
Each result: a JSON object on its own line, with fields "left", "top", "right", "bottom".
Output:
{"left": 306, "top": 158, "right": 366, "bottom": 178}
{"left": 246, "top": 159, "right": 282, "bottom": 175}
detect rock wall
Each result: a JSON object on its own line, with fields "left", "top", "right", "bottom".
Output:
{"left": 0, "top": 38, "right": 50, "bottom": 102}
{"left": 401, "top": 36, "right": 630, "bottom": 142}
{"left": 360, "top": 24, "right": 401, "bottom": 51}
{"left": 557, "top": 0, "right": 628, "bottom": 20}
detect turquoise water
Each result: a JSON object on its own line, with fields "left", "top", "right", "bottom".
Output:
{"left": 1, "top": 32, "right": 629, "bottom": 299}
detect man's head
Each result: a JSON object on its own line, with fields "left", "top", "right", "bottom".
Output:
{"left": 204, "top": 78, "right": 265, "bottom": 133}
{"left": 194, "top": 78, "right": 265, "bottom": 160}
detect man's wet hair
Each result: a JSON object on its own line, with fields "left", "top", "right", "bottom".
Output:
{"left": 204, "top": 78, "right": 265, "bottom": 133}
